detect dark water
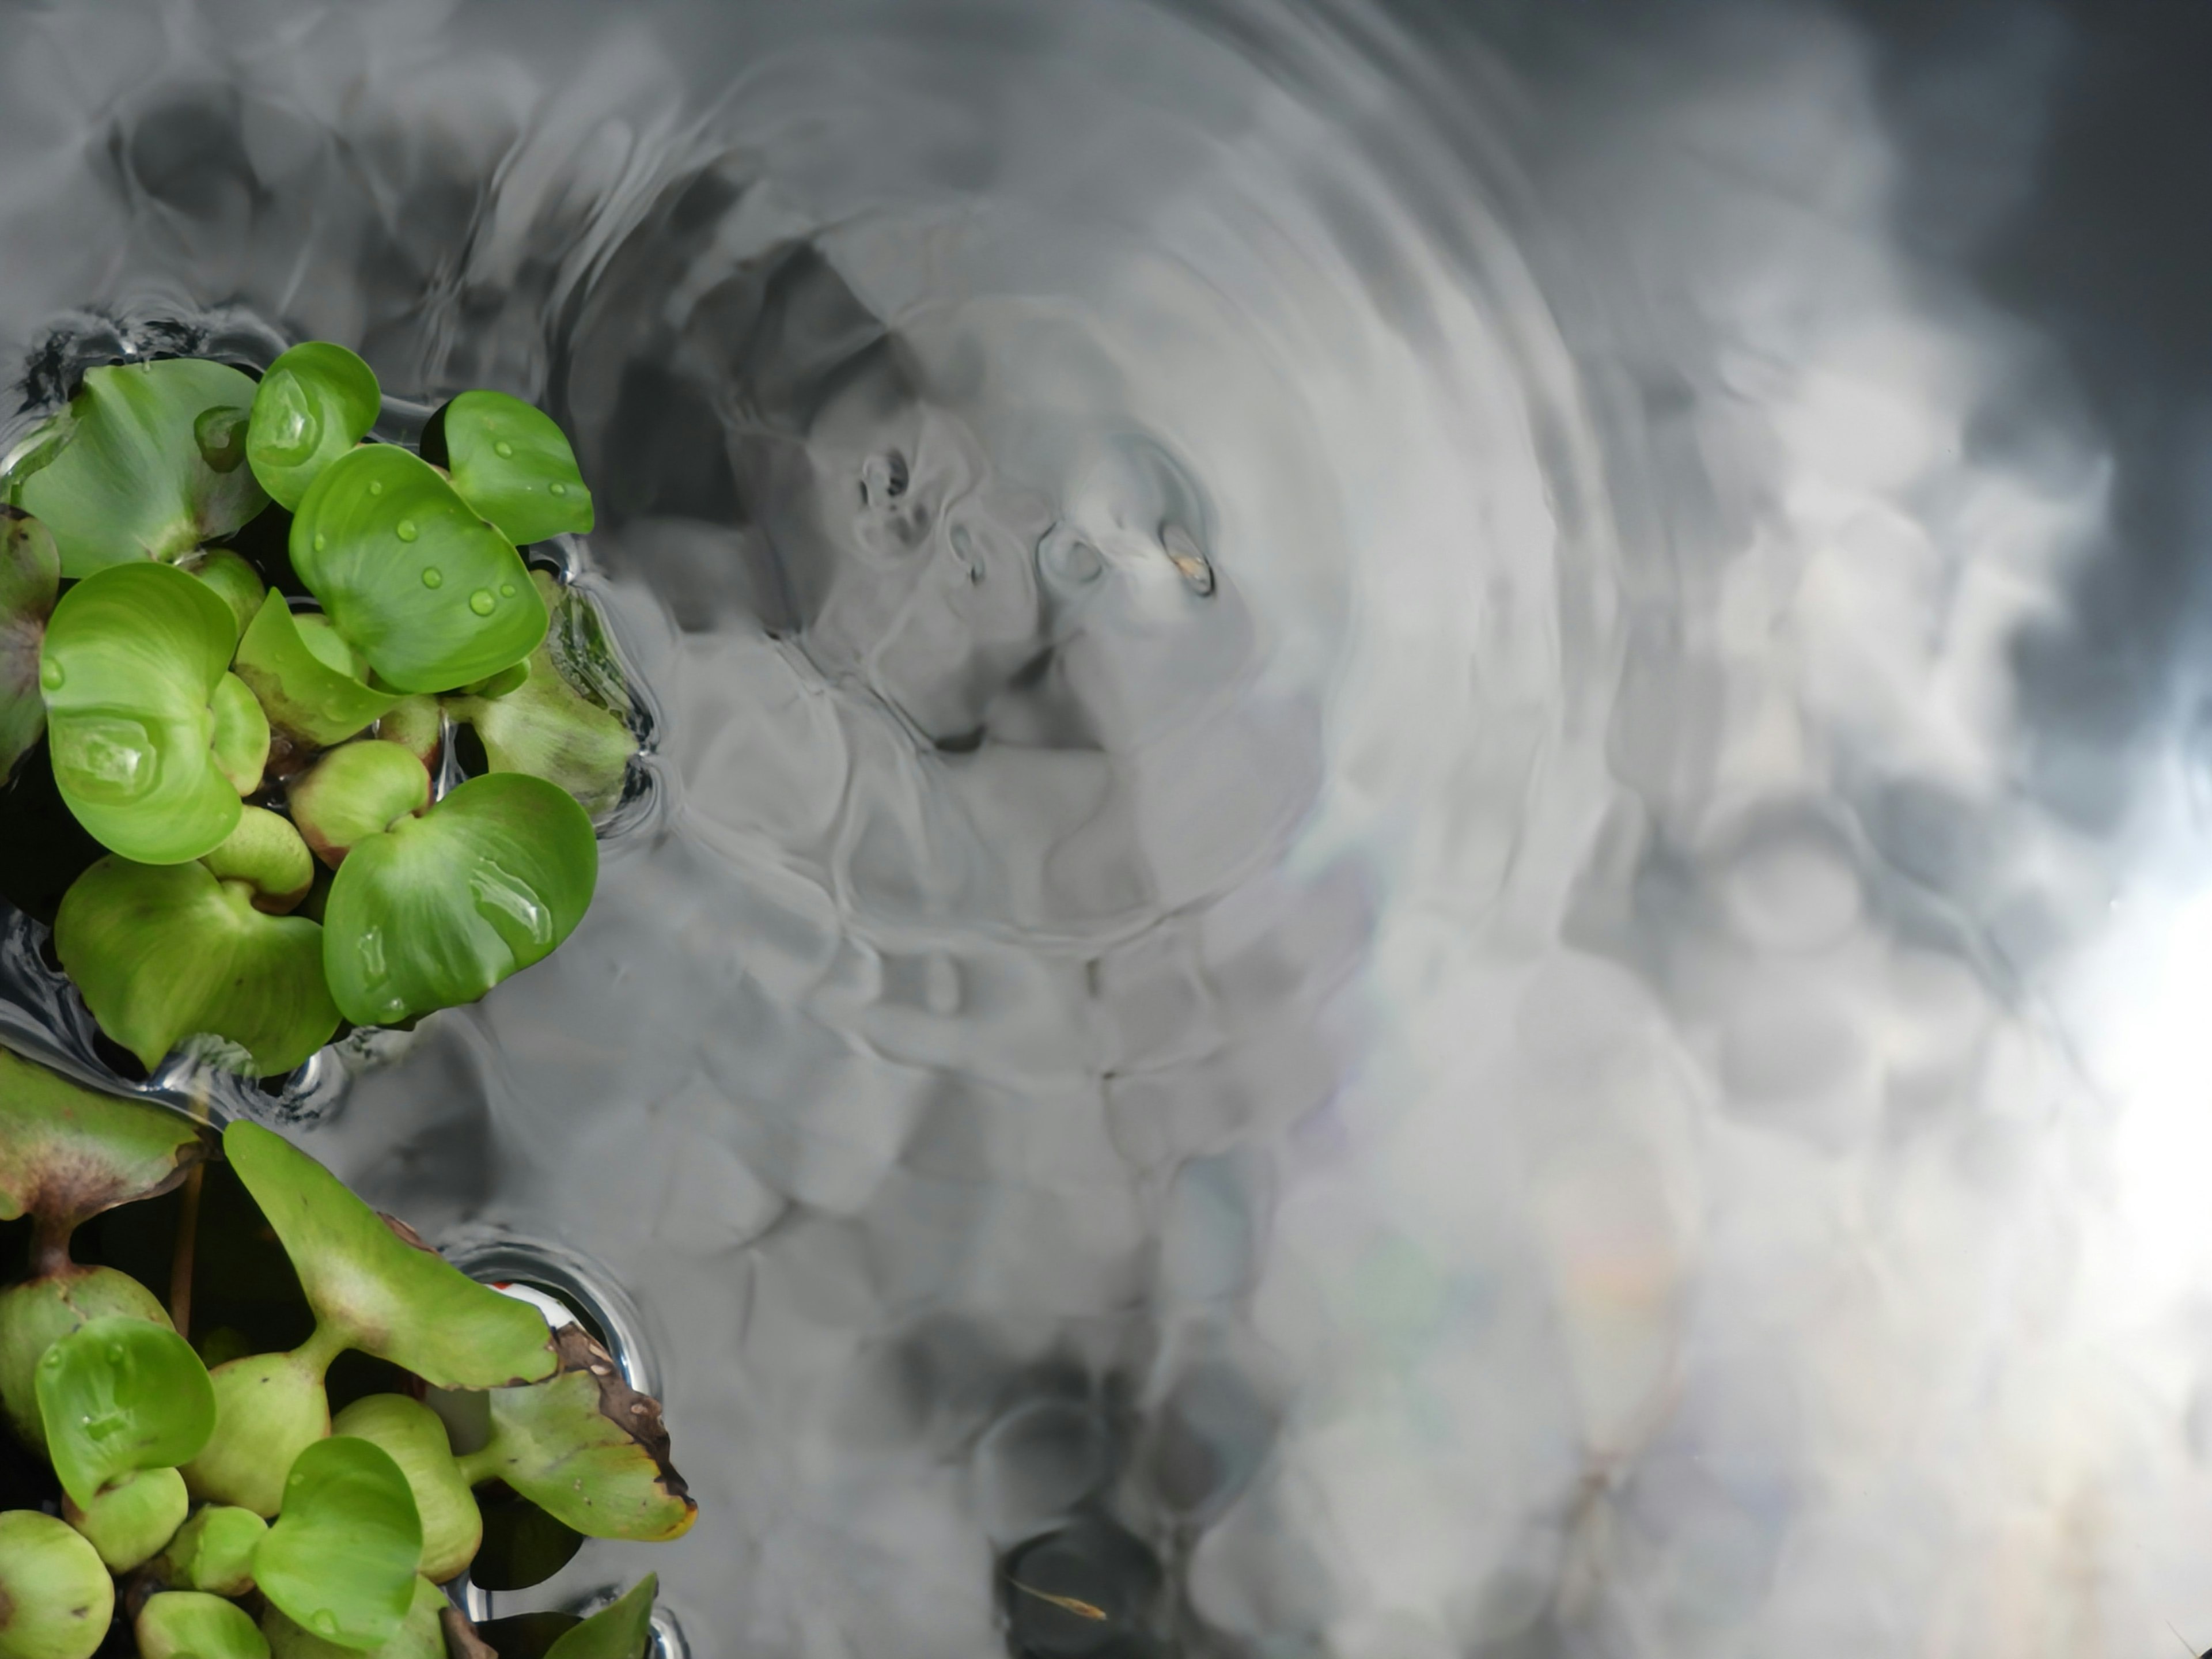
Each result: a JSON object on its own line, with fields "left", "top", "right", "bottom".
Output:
{"left": 4, "top": 1, "right": 2212, "bottom": 1653}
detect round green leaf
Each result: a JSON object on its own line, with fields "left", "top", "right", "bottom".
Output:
{"left": 253, "top": 1437, "right": 422, "bottom": 1652}
{"left": 40, "top": 560, "right": 244, "bottom": 863}
{"left": 0, "top": 1266, "right": 172, "bottom": 1457}
{"left": 287, "top": 741, "right": 429, "bottom": 868}
{"left": 202, "top": 806, "right": 315, "bottom": 912}
{"left": 0, "top": 1044, "right": 211, "bottom": 1234}
{"left": 213, "top": 673, "right": 272, "bottom": 794}
{"left": 54, "top": 855, "right": 341, "bottom": 1075}
{"left": 139, "top": 1591, "right": 271, "bottom": 1659}
{"left": 9, "top": 359, "right": 268, "bottom": 575}
{"left": 249, "top": 343, "right": 381, "bottom": 512}
{"left": 64, "top": 1464, "right": 188, "bottom": 1571}
{"left": 36, "top": 1315, "right": 216, "bottom": 1510}
{"left": 154, "top": 1503, "right": 267, "bottom": 1596}
{"left": 233, "top": 590, "right": 402, "bottom": 748}
{"left": 321, "top": 772, "right": 596, "bottom": 1027}
{"left": 0, "top": 1510, "right": 112, "bottom": 1659}
{"left": 544, "top": 1578, "right": 657, "bottom": 1659}
{"left": 0, "top": 507, "right": 58, "bottom": 779}
{"left": 435, "top": 390, "right": 593, "bottom": 546}
{"left": 222, "top": 1123, "right": 558, "bottom": 1389}
{"left": 291, "top": 446, "right": 546, "bottom": 694}
{"left": 189, "top": 548, "right": 266, "bottom": 647}
{"left": 263, "top": 1576, "right": 442, "bottom": 1659}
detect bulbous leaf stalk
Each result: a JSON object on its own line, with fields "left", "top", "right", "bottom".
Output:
{"left": 0, "top": 1510, "right": 113, "bottom": 1659}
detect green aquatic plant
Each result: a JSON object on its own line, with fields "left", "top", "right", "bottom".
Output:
{"left": 0, "top": 1050, "right": 686, "bottom": 1659}
{"left": 0, "top": 343, "right": 639, "bottom": 1078}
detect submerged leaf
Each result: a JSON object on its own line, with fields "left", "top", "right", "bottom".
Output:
{"left": 54, "top": 855, "right": 340, "bottom": 1075}
{"left": 0, "top": 507, "right": 58, "bottom": 779}
{"left": 233, "top": 591, "right": 403, "bottom": 750}
{"left": 445, "top": 577, "right": 634, "bottom": 814}
{"left": 222, "top": 1123, "right": 556, "bottom": 1389}
{"left": 40, "top": 560, "right": 244, "bottom": 863}
{"left": 138, "top": 1592, "right": 270, "bottom": 1659}
{"left": 462, "top": 1325, "right": 694, "bottom": 1542}
{"left": 0, "top": 1045, "right": 211, "bottom": 1234}
{"left": 287, "top": 741, "right": 429, "bottom": 868}
{"left": 0, "top": 1509, "right": 113, "bottom": 1659}
{"left": 248, "top": 343, "right": 381, "bottom": 512}
{"left": 37, "top": 1315, "right": 215, "bottom": 1509}
{"left": 253, "top": 1437, "right": 422, "bottom": 1652}
{"left": 291, "top": 445, "right": 545, "bottom": 694}
{"left": 9, "top": 359, "right": 268, "bottom": 575}
{"left": 434, "top": 390, "right": 593, "bottom": 546}
{"left": 543, "top": 1578, "right": 657, "bottom": 1659}
{"left": 321, "top": 771, "right": 596, "bottom": 1027}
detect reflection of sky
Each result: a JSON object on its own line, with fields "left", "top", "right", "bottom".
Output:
{"left": 7, "top": 0, "right": 2212, "bottom": 1653}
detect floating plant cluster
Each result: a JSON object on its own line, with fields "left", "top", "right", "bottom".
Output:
{"left": 0, "top": 1044, "right": 692, "bottom": 1659}
{"left": 0, "top": 344, "right": 638, "bottom": 1077}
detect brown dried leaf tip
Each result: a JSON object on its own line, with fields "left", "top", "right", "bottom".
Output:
{"left": 552, "top": 1323, "right": 688, "bottom": 1502}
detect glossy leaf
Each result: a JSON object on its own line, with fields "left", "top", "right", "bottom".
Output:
{"left": 154, "top": 1503, "right": 267, "bottom": 1596}
{"left": 463, "top": 1327, "right": 694, "bottom": 1541}
{"left": 183, "top": 1348, "right": 331, "bottom": 1518}
{"left": 8, "top": 359, "right": 267, "bottom": 575}
{"left": 321, "top": 771, "right": 596, "bottom": 1027}
{"left": 287, "top": 741, "right": 429, "bottom": 868}
{"left": 249, "top": 343, "right": 381, "bottom": 512}
{"left": 54, "top": 855, "right": 340, "bottom": 1075}
{"left": 291, "top": 445, "right": 545, "bottom": 694}
{"left": 374, "top": 696, "right": 440, "bottom": 765}
{"left": 40, "top": 560, "right": 243, "bottom": 863}
{"left": 189, "top": 548, "right": 266, "bottom": 646}
{"left": 63, "top": 1464, "right": 188, "bottom": 1571}
{"left": 0, "top": 1266, "right": 171, "bottom": 1456}
{"left": 212, "top": 673, "right": 272, "bottom": 794}
{"left": 37, "top": 1315, "right": 215, "bottom": 1509}
{"left": 435, "top": 390, "right": 593, "bottom": 546}
{"left": 0, "top": 507, "right": 58, "bottom": 779}
{"left": 445, "top": 577, "right": 633, "bottom": 814}
{"left": 233, "top": 591, "right": 403, "bottom": 748}
{"left": 0, "top": 1510, "right": 112, "bottom": 1659}
{"left": 544, "top": 1578, "right": 656, "bottom": 1659}
{"left": 0, "top": 1045, "right": 211, "bottom": 1234}
{"left": 263, "top": 1575, "right": 443, "bottom": 1659}
{"left": 202, "top": 806, "right": 315, "bottom": 913}
{"left": 331, "top": 1395, "right": 481, "bottom": 1581}
{"left": 253, "top": 1437, "right": 422, "bottom": 1652}
{"left": 138, "top": 1592, "right": 270, "bottom": 1659}
{"left": 222, "top": 1123, "right": 557, "bottom": 1389}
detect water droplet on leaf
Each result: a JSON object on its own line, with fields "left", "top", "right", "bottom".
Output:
{"left": 471, "top": 859, "right": 552, "bottom": 946}
{"left": 499, "top": 582, "right": 515, "bottom": 597}
{"left": 313, "top": 533, "right": 327, "bottom": 552}
{"left": 39, "top": 659, "right": 62, "bottom": 691}
{"left": 310, "top": 1612, "right": 339, "bottom": 1637}
{"left": 256, "top": 372, "right": 319, "bottom": 464}
{"left": 356, "top": 926, "right": 387, "bottom": 985}
{"left": 549, "top": 482, "right": 568, "bottom": 497}
{"left": 494, "top": 440, "right": 514, "bottom": 458}
{"left": 421, "top": 568, "right": 444, "bottom": 589}
{"left": 396, "top": 518, "right": 418, "bottom": 542}
{"left": 54, "top": 717, "right": 158, "bottom": 802}
{"left": 469, "top": 589, "right": 496, "bottom": 616}
{"left": 368, "top": 480, "right": 384, "bottom": 497}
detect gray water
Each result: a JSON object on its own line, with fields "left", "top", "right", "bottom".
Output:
{"left": 5, "top": 0, "right": 2210, "bottom": 1653}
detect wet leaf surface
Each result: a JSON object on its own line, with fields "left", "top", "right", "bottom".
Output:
{"left": 433, "top": 391, "right": 593, "bottom": 547}
{"left": 252, "top": 1437, "right": 422, "bottom": 1651}
{"left": 36, "top": 1315, "right": 214, "bottom": 1509}
{"left": 248, "top": 343, "right": 380, "bottom": 513}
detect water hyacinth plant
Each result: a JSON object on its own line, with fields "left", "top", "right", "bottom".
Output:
{"left": 0, "top": 1044, "right": 690, "bottom": 1659}
{"left": 0, "top": 344, "right": 639, "bottom": 1078}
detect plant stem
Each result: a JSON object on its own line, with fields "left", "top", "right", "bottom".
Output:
{"left": 452, "top": 1442, "right": 502, "bottom": 1488}
{"left": 293, "top": 1318, "right": 351, "bottom": 1381}
{"left": 168, "top": 1077, "right": 212, "bottom": 1339}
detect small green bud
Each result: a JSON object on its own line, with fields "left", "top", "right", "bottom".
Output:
{"left": 63, "top": 1464, "right": 188, "bottom": 1571}
{"left": 0, "top": 1511, "right": 113, "bottom": 1659}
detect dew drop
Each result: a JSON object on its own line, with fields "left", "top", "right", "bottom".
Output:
{"left": 312, "top": 533, "right": 327, "bottom": 552}
{"left": 107, "top": 1344, "right": 124, "bottom": 1362}
{"left": 469, "top": 589, "right": 496, "bottom": 616}
{"left": 368, "top": 480, "right": 384, "bottom": 497}
{"left": 549, "top": 482, "right": 569, "bottom": 497}
{"left": 39, "top": 659, "right": 62, "bottom": 691}
{"left": 472, "top": 859, "right": 552, "bottom": 946}
{"left": 421, "top": 568, "right": 444, "bottom": 589}
{"left": 499, "top": 582, "right": 515, "bottom": 597}
{"left": 494, "top": 440, "right": 514, "bottom": 458}
{"left": 254, "top": 372, "right": 319, "bottom": 464}
{"left": 356, "top": 927, "right": 387, "bottom": 986}
{"left": 310, "top": 1612, "right": 340, "bottom": 1637}
{"left": 53, "top": 717, "right": 158, "bottom": 803}
{"left": 396, "top": 518, "right": 418, "bottom": 543}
